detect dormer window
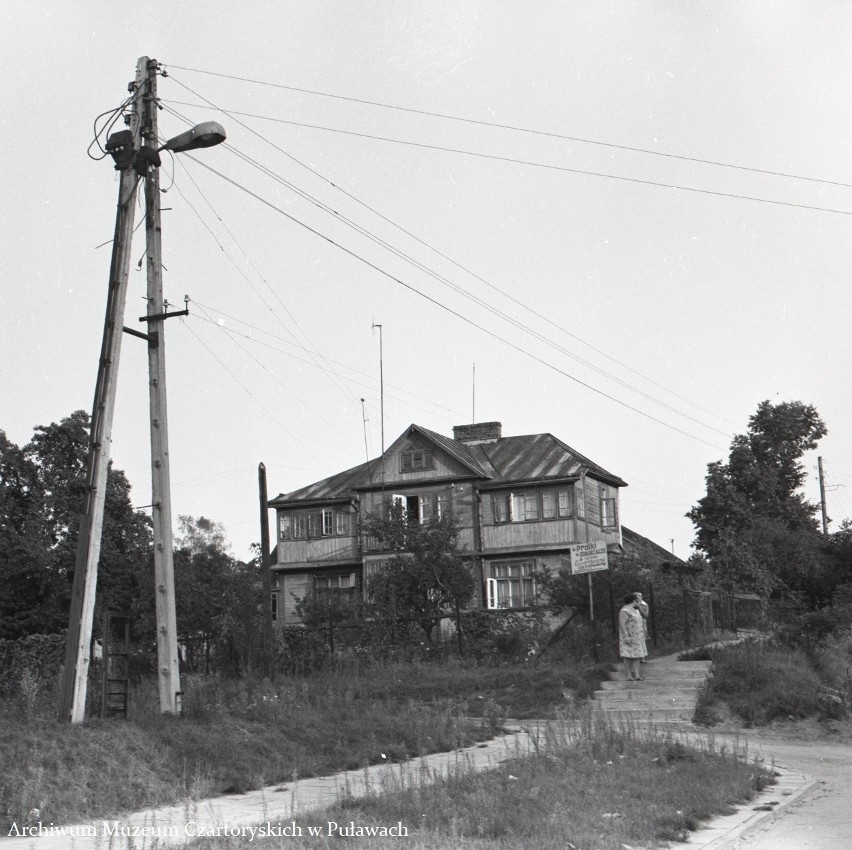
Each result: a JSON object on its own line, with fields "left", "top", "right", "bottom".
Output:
{"left": 400, "top": 448, "right": 434, "bottom": 472}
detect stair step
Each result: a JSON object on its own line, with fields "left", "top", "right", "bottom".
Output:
{"left": 594, "top": 691, "right": 698, "bottom": 705}
{"left": 601, "top": 706, "right": 696, "bottom": 722}
{"left": 599, "top": 680, "right": 703, "bottom": 691}
{"left": 608, "top": 669, "right": 709, "bottom": 681}
{"left": 594, "top": 653, "right": 711, "bottom": 724}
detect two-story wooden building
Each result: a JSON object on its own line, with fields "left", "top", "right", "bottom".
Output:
{"left": 268, "top": 421, "right": 627, "bottom": 622}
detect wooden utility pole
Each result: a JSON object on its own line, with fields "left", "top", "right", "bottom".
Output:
{"left": 142, "top": 58, "right": 181, "bottom": 713}
{"left": 818, "top": 456, "right": 829, "bottom": 535}
{"left": 59, "top": 58, "right": 146, "bottom": 722}
{"left": 258, "top": 462, "right": 273, "bottom": 677}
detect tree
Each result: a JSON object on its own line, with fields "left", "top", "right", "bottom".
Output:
{"left": 362, "top": 503, "right": 475, "bottom": 643}
{"left": 0, "top": 413, "right": 153, "bottom": 639}
{"left": 0, "top": 430, "right": 64, "bottom": 637}
{"left": 173, "top": 515, "right": 261, "bottom": 675}
{"left": 687, "top": 400, "right": 827, "bottom": 598}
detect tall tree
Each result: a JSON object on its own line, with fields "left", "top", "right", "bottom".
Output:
{"left": 687, "top": 400, "right": 827, "bottom": 598}
{"left": 173, "top": 515, "right": 261, "bottom": 675}
{"left": 0, "top": 412, "right": 153, "bottom": 639}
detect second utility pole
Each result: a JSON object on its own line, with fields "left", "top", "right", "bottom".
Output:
{"left": 142, "top": 59, "right": 181, "bottom": 714}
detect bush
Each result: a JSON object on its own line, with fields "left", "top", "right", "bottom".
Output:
{"left": 0, "top": 632, "right": 66, "bottom": 697}
{"left": 697, "top": 640, "right": 822, "bottom": 725}
{"left": 460, "top": 608, "right": 550, "bottom": 662}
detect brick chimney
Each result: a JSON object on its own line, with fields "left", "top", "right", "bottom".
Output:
{"left": 453, "top": 422, "right": 502, "bottom": 445}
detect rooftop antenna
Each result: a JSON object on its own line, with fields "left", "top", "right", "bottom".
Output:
{"left": 360, "top": 398, "right": 370, "bottom": 461}
{"left": 372, "top": 322, "right": 385, "bottom": 492}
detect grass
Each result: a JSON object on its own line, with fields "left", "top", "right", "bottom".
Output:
{"left": 694, "top": 639, "right": 827, "bottom": 726}
{"left": 190, "top": 715, "right": 775, "bottom": 850}
{"left": 0, "top": 655, "right": 592, "bottom": 832}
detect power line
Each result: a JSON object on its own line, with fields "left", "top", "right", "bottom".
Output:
{"left": 180, "top": 317, "right": 321, "bottom": 460}
{"left": 184, "top": 154, "right": 727, "bottom": 451}
{"left": 187, "top": 306, "right": 467, "bottom": 422}
{"left": 162, "top": 64, "right": 852, "bottom": 190}
{"left": 191, "top": 302, "right": 352, "bottom": 441}
{"left": 168, "top": 154, "right": 363, "bottom": 410}
{"left": 163, "top": 97, "right": 852, "bottom": 218}
{"left": 163, "top": 79, "right": 739, "bottom": 430}
{"left": 163, "top": 99, "right": 732, "bottom": 439}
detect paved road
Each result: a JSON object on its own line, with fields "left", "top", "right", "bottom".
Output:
{"left": 664, "top": 726, "right": 851, "bottom": 850}
{"left": 734, "top": 735, "right": 852, "bottom": 850}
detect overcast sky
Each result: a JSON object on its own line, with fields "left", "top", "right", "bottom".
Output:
{"left": 2, "top": 1, "right": 850, "bottom": 561}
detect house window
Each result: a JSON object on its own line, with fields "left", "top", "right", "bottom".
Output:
{"left": 492, "top": 487, "right": 574, "bottom": 524}
{"left": 307, "top": 511, "right": 321, "bottom": 538}
{"left": 286, "top": 509, "right": 351, "bottom": 540}
{"left": 488, "top": 560, "right": 537, "bottom": 608}
{"left": 271, "top": 591, "right": 279, "bottom": 622}
{"left": 400, "top": 449, "right": 434, "bottom": 472}
{"left": 390, "top": 491, "right": 449, "bottom": 524}
{"left": 335, "top": 511, "right": 350, "bottom": 536}
{"left": 315, "top": 573, "right": 357, "bottom": 601}
{"left": 436, "top": 493, "right": 448, "bottom": 519}
{"left": 293, "top": 513, "right": 307, "bottom": 539}
{"left": 600, "top": 486, "right": 618, "bottom": 529}
{"left": 492, "top": 493, "right": 510, "bottom": 523}
{"left": 512, "top": 493, "right": 540, "bottom": 521}
{"left": 576, "top": 485, "right": 585, "bottom": 520}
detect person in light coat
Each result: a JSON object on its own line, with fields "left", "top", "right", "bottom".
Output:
{"left": 618, "top": 591, "right": 648, "bottom": 681}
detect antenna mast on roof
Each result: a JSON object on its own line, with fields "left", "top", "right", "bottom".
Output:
{"left": 360, "top": 398, "right": 374, "bottom": 484}
{"left": 372, "top": 323, "right": 385, "bottom": 493}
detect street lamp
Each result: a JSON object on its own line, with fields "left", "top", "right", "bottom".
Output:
{"left": 160, "top": 121, "right": 226, "bottom": 153}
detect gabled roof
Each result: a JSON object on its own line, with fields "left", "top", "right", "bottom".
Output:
{"left": 270, "top": 424, "right": 626, "bottom": 506}
{"left": 406, "top": 424, "right": 494, "bottom": 478}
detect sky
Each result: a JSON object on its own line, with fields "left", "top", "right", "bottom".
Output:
{"left": 2, "top": 1, "right": 850, "bottom": 562}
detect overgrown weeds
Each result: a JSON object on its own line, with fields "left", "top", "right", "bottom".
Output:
{"left": 695, "top": 639, "right": 826, "bottom": 725}
{"left": 191, "top": 715, "right": 774, "bottom": 850}
{"left": 0, "top": 655, "right": 586, "bottom": 831}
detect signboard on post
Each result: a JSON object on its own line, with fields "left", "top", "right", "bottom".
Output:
{"left": 569, "top": 541, "right": 609, "bottom": 575}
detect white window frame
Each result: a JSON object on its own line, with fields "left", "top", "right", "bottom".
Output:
{"left": 491, "top": 560, "right": 537, "bottom": 608}
{"left": 486, "top": 578, "right": 499, "bottom": 610}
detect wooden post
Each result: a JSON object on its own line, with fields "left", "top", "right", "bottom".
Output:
{"left": 258, "top": 463, "right": 273, "bottom": 677}
{"left": 143, "top": 58, "right": 181, "bottom": 714}
{"left": 648, "top": 581, "right": 658, "bottom": 647}
{"left": 58, "top": 58, "right": 146, "bottom": 723}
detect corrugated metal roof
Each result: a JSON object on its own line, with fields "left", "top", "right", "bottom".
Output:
{"left": 269, "top": 459, "right": 374, "bottom": 506}
{"left": 473, "top": 433, "right": 627, "bottom": 487}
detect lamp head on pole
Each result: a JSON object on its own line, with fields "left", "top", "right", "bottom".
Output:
{"left": 160, "top": 121, "right": 226, "bottom": 153}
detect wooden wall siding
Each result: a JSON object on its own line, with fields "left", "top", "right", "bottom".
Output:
{"left": 481, "top": 518, "right": 579, "bottom": 552}
{"left": 584, "top": 477, "right": 601, "bottom": 526}
{"left": 280, "top": 573, "right": 310, "bottom": 622}
{"left": 275, "top": 535, "right": 359, "bottom": 566}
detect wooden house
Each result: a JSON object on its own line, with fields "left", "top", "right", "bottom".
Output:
{"left": 268, "top": 421, "right": 627, "bottom": 622}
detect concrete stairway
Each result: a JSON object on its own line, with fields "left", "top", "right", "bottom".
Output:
{"left": 593, "top": 654, "right": 712, "bottom": 723}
